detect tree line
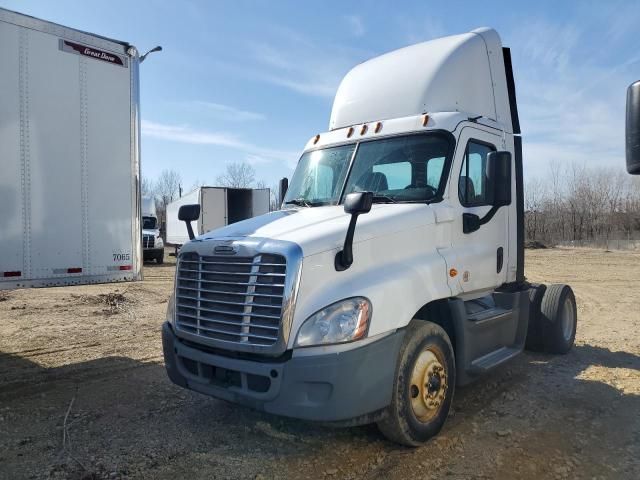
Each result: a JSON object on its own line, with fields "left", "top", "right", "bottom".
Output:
{"left": 141, "top": 162, "right": 280, "bottom": 233}
{"left": 525, "top": 162, "right": 640, "bottom": 246}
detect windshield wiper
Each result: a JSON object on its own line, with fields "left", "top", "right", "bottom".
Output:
{"left": 284, "top": 198, "right": 312, "bottom": 207}
{"left": 371, "top": 194, "right": 398, "bottom": 204}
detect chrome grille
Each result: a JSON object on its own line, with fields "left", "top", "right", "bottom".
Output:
{"left": 175, "top": 252, "right": 286, "bottom": 346}
{"left": 143, "top": 235, "right": 155, "bottom": 248}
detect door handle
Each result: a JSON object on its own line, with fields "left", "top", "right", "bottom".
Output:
{"left": 497, "top": 247, "right": 504, "bottom": 273}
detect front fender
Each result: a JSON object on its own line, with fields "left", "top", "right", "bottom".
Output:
{"left": 288, "top": 224, "right": 452, "bottom": 348}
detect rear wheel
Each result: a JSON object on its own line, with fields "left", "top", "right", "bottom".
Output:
{"left": 377, "top": 320, "right": 455, "bottom": 446}
{"left": 541, "top": 284, "right": 577, "bottom": 354}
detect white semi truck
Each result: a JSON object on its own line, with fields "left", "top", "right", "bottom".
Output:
{"left": 162, "top": 28, "right": 578, "bottom": 445}
{"left": 0, "top": 8, "right": 143, "bottom": 289}
{"left": 142, "top": 197, "right": 164, "bottom": 263}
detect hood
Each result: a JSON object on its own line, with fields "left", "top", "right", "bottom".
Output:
{"left": 198, "top": 204, "right": 437, "bottom": 257}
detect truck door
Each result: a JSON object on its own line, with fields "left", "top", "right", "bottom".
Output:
{"left": 451, "top": 127, "right": 510, "bottom": 294}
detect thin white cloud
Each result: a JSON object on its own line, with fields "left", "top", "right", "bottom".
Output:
{"left": 190, "top": 101, "right": 266, "bottom": 121}
{"left": 141, "top": 120, "right": 299, "bottom": 168}
{"left": 505, "top": 11, "right": 638, "bottom": 180}
{"left": 344, "top": 15, "right": 365, "bottom": 37}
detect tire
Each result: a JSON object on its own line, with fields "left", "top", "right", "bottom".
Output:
{"left": 377, "top": 320, "right": 455, "bottom": 446}
{"left": 525, "top": 283, "right": 547, "bottom": 352}
{"left": 156, "top": 251, "right": 164, "bottom": 264}
{"left": 540, "top": 284, "right": 577, "bottom": 354}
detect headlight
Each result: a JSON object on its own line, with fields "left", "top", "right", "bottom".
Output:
{"left": 294, "top": 297, "right": 371, "bottom": 347}
{"left": 165, "top": 291, "right": 175, "bottom": 323}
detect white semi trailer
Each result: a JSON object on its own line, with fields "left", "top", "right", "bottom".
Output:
{"left": 162, "top": 29, "right": 578, "bottom": 445}
{"left": 0, "top": 8, "right": 143, "bottom": 289}
{"left": 165, "top": 187, "right": 270, "bottom": 247}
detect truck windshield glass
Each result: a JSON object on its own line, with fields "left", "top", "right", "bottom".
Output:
{"left": 343, "top": 134, "right": 450, "bottom": 203}
{"left": 284, "top": 144, "right": 355, "bottom": 206}
{"left": 142, "top": 217, "right": 157, "bottom": 229}
{"left": 284, "top": 133, "right": 451, "bottom": 206}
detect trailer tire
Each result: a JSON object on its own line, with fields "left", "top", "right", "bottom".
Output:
{"left": 525, "top": 283, "right": 547, "bottom": 352}
{"left": 540, "top": 284, "right": 577, "bottom": 354}
{"left": 156, "top": 251, "right": 164, "bottom": 264}
{"left": 377, "top": 320, "right": 455, "bottom": 446}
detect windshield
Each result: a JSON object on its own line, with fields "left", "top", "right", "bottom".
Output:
{"left": 284, "top": 133, "right": 451, "bottom": 206}
{"left": 142, "top": 216, "right": 157, "bottom": 229}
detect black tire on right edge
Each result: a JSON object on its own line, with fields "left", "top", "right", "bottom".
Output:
{"left": 377, "top": 320, "right": 455, "bottom": 447}
{"left": 540, "top": 284, "right": 577, "bottom": 354}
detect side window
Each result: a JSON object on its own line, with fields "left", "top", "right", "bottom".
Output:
{"left": 426, "top": 157, "right": 445, "bottom": 188}
{"left": 459, "top": 141, "right": 495, "bottom": 206}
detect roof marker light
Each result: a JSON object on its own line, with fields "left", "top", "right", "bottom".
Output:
{"left": 313, "top": 134, "right": 320, "bottom": 144}
{"left": 374, "top": 122, "right": 382, "bottom": 133}
{"left": 360, "top": 124, "right": 368, "bottom": 135}
{"left": 422, "top": 114, "right": 430, "bottom": 127}
{"left": 347, "top": 127, "right": 354, "bottom": 138}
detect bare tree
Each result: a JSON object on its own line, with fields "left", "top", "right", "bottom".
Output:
{"left": 215, "top": 162, "right": 256, "bottom": 188}
{"left": 141, "top": 176, "right": 155, "bottom": 198}
{"left": 155, "top": 169, "right": 182, "bottom": 209}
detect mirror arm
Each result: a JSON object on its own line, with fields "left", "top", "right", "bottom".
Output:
{"left": 335, "top": 213, "right": 360, "bottom": 271}
{"left": 478, "top": 205, "right": 500, "bottom": 226}
{"left": 185, "top": 221, "right": 195, "bottom": 241}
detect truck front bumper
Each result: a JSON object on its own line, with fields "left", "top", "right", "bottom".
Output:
{"left": 162, "top": 322, "right": 404, "bottom": 422}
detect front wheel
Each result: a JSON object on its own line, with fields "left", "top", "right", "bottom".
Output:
{"left": 377, "top": 320, "right": 455, "bottom": 446}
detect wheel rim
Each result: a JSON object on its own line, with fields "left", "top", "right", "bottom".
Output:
{"left": 409, "top": 347, "right": 448, "bottom": 422}
{"left": 560, "top": 297, "right": 575, "bottom": 342}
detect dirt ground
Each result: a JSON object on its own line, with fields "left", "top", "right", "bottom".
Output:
{"left": 0, "top": 248, "right": 638, "bottom": 480}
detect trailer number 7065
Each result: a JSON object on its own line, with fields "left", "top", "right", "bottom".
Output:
{"left": 113, "top": 253, "right": 131, "bottom": 261}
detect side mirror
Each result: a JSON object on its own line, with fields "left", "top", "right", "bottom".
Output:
{"left": 278, "top": 177, "right": 289, "bottom": 206}
{"left": 486, "top": 151, "right": 512, "bottom": 207}
{"left": 626, "top": 80, "right": 640, "bottom": 174}
{"left": 344, "top": 191, "right": 373, "bottom": 215}
{"left": 178, "top": 204, "right": 200, "bottom": 240}
{"left": 335, "top": 192, "right": 373, "bottom": 271}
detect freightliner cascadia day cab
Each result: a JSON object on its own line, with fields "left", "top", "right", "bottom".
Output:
{"left": 142, "top": 197, "right": 164, "bottom": 264}
{"left": 0, "top": 8, "right": 143, "bottom": 289}
{"left": 163, "top": 28, "right": 578, "bottom": 445}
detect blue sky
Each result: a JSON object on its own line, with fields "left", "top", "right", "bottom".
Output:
{"left": 3, "top": 0, "right": 639, "bottom": 190}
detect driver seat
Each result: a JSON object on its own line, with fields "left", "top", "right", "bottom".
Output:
{"left": 358, "top": 171, "right": 389, "bottom": 192}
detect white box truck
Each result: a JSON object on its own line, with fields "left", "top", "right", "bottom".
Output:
{"left": 142, "top": 197, "right": 164, "bottom": 264}
{"left": 162, "top": 29, "right": 578, "bottom": 445}
{"left": 0, "top": 8, "right": 142, "bottom": 289}
{"left": 166, "top": 187, "right": 270, "bottom": 247}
